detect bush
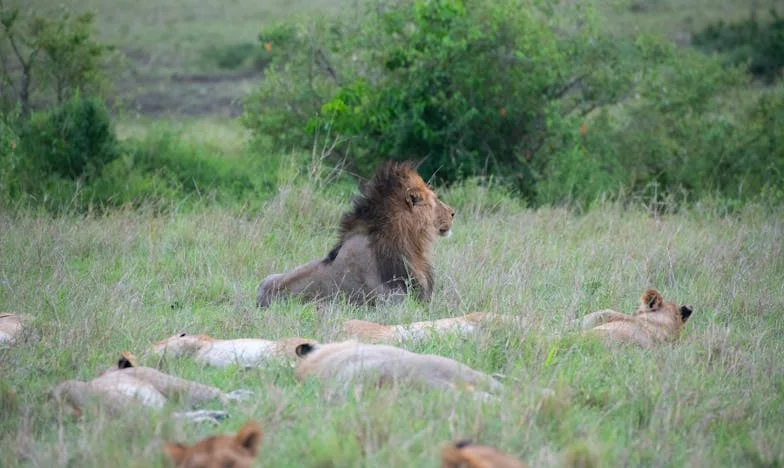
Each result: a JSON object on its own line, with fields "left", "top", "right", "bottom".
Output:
{"left": 244, "top": 0, "right": 632, "bottom": 196}
{"left": 243, "top": 0, "right": 784, "bottom": 206}
{"left": 693, "top": 10, "right": 784, "bottom": 82}
{"left": 22, "top": 95, "right": 118, "bottom": 181}
{"left": 86, "top": 130, "right": 276, "bottom": 210}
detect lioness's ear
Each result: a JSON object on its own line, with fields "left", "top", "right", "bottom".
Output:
{"left": 680, "top": 305, "right": 693, "bottom": 322}
{"left": 234, "top": 420, "right": 264, "bottom": 456}
{"left": 295, "top": 343, "right": 316, "bottom": 358}
{"left": 118, "top": 351, "right": 136, "bottom": 369}
{"left": 163, "top": 442, "right": 188, "bottom": 464}
{"left": 454, "top": 439, "right": 473, "bottom": 449}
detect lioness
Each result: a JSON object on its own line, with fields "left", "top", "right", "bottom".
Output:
{"left": 0, "top": 313, "right": 22, "bottom": 344}
{"left": 152, "top": 333, "right": 318, "bottom": 368}
{"left": 294, "top": 341, "right": 501, "bottom": 394}
{"left": 51, "top": 352, "right": 252, "bottom": 423}
{"left": 581, "top": 289, "right": 694, "bottom": 347}
{"left": 343, "top": 313, "right": 511, "bottom": 344}
{"left": 256, "top": 161, "right": 455, "bottom": 307}
{"left": 164, "top": 420, "right": 263, "bottom": 468}
{"left": 441, "top": 440, "right": 527, "bottom": 468}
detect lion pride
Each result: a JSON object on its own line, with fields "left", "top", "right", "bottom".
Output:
{"left": 441, "top": 440, "right": 527, "bottom": 468}
{"left": 164, "top": 420, "right": 263, "bottom": 468}
{"left": 256, "top": 161, "right": 455, "bottom": 307}
{"left": 581, "top": 289, "right": 693, "bottom": 347}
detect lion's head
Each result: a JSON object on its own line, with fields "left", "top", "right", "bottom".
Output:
{"left": 333, "top": 161, "right": 455, "bottom": 301}
{"left": 440, "top": 440, "right": 527, "bottom": 468}
{"left": 635, "top": 289, "right": 693, "bottom": 324}
{"left": 164, "top": 420, "right": 263, "bottom": 468}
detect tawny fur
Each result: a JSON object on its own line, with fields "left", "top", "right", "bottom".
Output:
{"left": 294, "top": 341, "right": 502, "bottom": 394}
{"left": 343, "top": 313, "right": 512, "bottom": 344}
{"left": 441, "top": 440, "right": 527, "bottom": 468}
{"left": 581, "top": 289, "right": 694, "bottom": 347}
{"left": 152, "top": 333, "right": 318, "bottom": 368}
{"left": 256, "top": 161, "right": 455, "bottom": 307}
{"left": 164, "top": 420, "right": 263, "bottom": 468}
{"left": 0, "top": 313, "right": 23, "bottom": 345}
{"left": 51, "top": 352, "right": 249, "bottom": 420}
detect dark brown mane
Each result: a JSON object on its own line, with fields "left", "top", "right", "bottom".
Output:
{"left": 324, "top": 160, "right": 436, "bottom": 300}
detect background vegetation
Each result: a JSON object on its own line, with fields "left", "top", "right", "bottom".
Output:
{"left": 0, "top": 0, "right": 782, "bottom": 466}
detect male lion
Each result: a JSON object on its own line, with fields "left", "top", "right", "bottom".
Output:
{"left": 256, "top": 161, "right": 455, "bottom": 307}
{"left": 152, "top": 332, "right": 318, "bottom": 368}
{"left": 441, "top": 440, "right": 527, "bottom": 468}
{"left": 294, "top": 341, "right": 501, "bottom": 395}
{"left": 164, "top": 420, "right": 263, "bottom": 468}
{"left": 51, "top": 352, "right": 252, "bottom": 423}
{"left": 0, "top": 313, "right": 22, "bottom": 345}
{"left": 581, "top": 289, "right": 694, "bottom": 347}
{"left": 343, "top": 313, "right": 513, "bottom": 344}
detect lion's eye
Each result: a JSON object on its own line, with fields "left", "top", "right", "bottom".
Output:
{"left": 179, "top": 333, "right": 187, "bottom": 338}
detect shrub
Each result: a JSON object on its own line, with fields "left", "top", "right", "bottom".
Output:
{"left": 22, "top": 95, "right": 118, "bottom": 181}
{"left": 243, "top": 0, "right": 784, "bottom": 206}
{"left": 87, "top": 130, "right": 275, "bottom": 210}
{"left": 692, "top": 10, "right": 784, "bottom": 82}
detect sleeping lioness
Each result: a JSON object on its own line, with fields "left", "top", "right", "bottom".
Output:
{"left": 294, "top": 341, "right": 502, "bottom": 395}
{"left": 343, "top": 313, "right": 513, "bottom": 344}
{"left": 581, "top": 289, "right": 694, "bottom": 347}
{"left": 152, "top": 332, "right": 318, "bottom": 368}
{"left": 51, "top": 352, "right": 252, "bottom": 423}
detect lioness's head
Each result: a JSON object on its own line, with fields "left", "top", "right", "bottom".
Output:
{"left": 441, "top": 440, "right": 527, "bottom": 468}
{"left": 636, "top": 289, "right": 694, "bottom": 324}
{"left": 153, "top": 333, "right": 214, "bottom": 357}
{"left": 164, "top": 420, "right": 263, "bottom": 468}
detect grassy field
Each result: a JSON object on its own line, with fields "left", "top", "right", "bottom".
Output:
{"left": 1, "top": 182, "right": 782, "bottom": 467}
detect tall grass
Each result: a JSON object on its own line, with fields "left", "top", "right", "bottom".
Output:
{"left": 0, "top": 183, "right": 782, "bottom": 467}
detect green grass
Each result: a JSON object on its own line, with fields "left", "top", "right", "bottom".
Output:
{"left": 1, "top": 184, "right": 782, "bottom": 466}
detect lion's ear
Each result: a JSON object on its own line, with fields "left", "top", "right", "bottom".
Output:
{"left": 680, "top": 305, "right": 693, "bottom": 322}
{"left": 407, "top": 192, "right": 423, "bottom": 207}
{"left": 163, "top": 442, "right": 188, "bottom": 464}
{"left": 295, "top": 343, "right": 316, "bottom": 358}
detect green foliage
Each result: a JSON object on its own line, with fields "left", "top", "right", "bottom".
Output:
{"left": 243, "top": 0, "right": 784, "bottom": 207}
{"left": 0, "top": 3, "right": 109, "bottom": 116}
{"left": 22, "top": 95, "right": 118, "bottom": 181}
{"left": 693, "top": 10, "right": 784, "bottom": 82}
{"left": 87, "top": 130, "right": 273, "bottom": 209}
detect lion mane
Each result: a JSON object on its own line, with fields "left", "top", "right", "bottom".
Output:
{"left": 256, "top": 161, "right": 454, "bottom": 307}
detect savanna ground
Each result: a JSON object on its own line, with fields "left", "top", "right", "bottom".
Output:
{"left": 2, "top": 0, "right": 784, "bottom": 466}
{"left": 1, "top": 188, "right": 783, "bottom": 467}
